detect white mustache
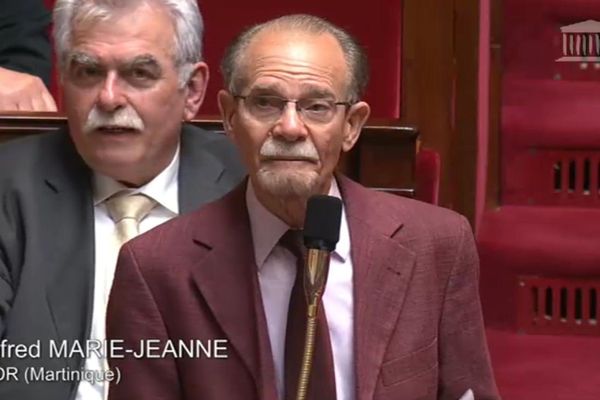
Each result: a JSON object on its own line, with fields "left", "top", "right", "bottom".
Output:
{"left": 83, "top": 106, "right": 145, "bottom": 134}
{"left": 259, "top": 138, "right": 319, "bottom": 162}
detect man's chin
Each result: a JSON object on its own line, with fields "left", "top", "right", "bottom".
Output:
{"left": 86, "top": 152, "right": 143, "bottom": 176}
{"left": 255, "top": 170, "right": 320, "bottom": 199}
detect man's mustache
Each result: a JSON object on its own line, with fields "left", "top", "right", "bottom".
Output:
{"left": 83, "top": 106, "right": 145, "bottom": 134}
{"left": 259, "top": 138, "right": 319, "bottom": 162}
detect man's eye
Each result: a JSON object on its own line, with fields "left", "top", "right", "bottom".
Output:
{"left": 253, "top": 96, "right": 281, "bottom": 109}
{"left": 74, "top": 66, "right": 102, "bottom": 79}
{"left": 304, "top": 101, "right": 331, "bottom": 113}
{"left": 130, "top": 68, "right": 153, "bottom": 80}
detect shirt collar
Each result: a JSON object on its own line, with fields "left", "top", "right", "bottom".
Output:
{"left": 246, "top": 177, "right": 350, "bottom": 269}
{"left": 93, "top": 145, "right": 180, "bottom": 215}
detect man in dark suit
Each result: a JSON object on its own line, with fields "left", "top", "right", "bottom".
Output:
{"left": 107, "top": 14, "right": 499, "bottom": 400}
{"left": 0, "top": 0, "right": 57, "bottom": 111}
{"left": 0, "top": 1, "right": 244, "bottom": 400}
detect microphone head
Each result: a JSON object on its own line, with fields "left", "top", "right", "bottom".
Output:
{"left": 303, "top": 195, "right": 342, "bottom": 251}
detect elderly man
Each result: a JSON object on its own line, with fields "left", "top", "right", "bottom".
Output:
{"left": 0, "top": 0, "right": 244, "bottom": 399}
{"left": 107, "top": 14, "right": 499, "bottom": 400}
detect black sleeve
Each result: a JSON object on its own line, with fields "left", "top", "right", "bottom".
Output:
{"left": 0, "top": 0, "right": 52, "bottom": 88}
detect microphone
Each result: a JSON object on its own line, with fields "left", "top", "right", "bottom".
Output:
{"left": 302, "top": 195, "right": 343, "bottom": 313}
{"left": 294, "top": 195, "right": 342, "bottom": 400}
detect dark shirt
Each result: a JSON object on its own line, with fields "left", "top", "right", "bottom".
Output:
{"left": 0, "top": 0, "right": 52, "bottom": 87}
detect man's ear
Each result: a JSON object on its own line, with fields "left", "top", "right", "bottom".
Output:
{"left": 217, "top": 89, "right": 237, "bottom": 141}
{"left": 183, "top": 62, "right": 209, "bottom": 120}
{"left": 342, "top": 101, "right": 370, "bottom": 152}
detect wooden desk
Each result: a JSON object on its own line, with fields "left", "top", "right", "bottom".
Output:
{"left": 0, "top": 112, "right": 418, "bottom": 196}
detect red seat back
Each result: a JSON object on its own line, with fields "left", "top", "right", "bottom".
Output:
{"left": 501, "top": 0, "right": 600, "bottom": 206}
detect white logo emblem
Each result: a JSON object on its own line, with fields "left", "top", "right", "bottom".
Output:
{"left": 556, "top": 20, "right": 600, "bottom": 68}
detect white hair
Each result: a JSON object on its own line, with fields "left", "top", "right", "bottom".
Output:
{"left": 53, "top": 0, "right": 203, "bottom": 86}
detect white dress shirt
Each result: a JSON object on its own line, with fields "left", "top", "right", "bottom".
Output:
{"left": 75, "top": 147, "right": 180, "bottom": 400}
{"left": 246, "top": 179, "right": 355, "bottom": 400}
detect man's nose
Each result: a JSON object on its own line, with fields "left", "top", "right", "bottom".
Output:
{"left": 272, "top": 102, "right": 309, "bottom": 141}
{"left": 97, "top": 71, "right": 127, "bottom": 112}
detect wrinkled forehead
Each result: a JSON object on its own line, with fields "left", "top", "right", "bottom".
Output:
{"left": 68, "top": 1, "right": 176, "bottom": 64}
{"left": 238, "top": 30, "right": 350, "bottom": 97}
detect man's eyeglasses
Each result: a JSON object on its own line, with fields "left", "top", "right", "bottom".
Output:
{"left": 233, "top": 94, "right": 353, "bottom": 124}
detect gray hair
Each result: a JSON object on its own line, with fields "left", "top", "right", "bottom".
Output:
{"left": 221, "top": 14, "right": 369, "bottom": 103}
{"left": 53, "top": 0, "right": 203, "bottom": 86}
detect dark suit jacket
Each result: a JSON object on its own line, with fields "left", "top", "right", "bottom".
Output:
{"left": 0, "top": 0, "right": 52, "bottom": 87}
{"left": 0, "top": 125, "right": 245, "bottom": 400}
{"left": 107, "top": 176, "right": 500, "bottom": 400}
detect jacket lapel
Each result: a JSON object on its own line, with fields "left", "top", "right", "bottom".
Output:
{"left": 188, "top": 183, "right": 275, "bottom": 396}
{"left": 42, "top": 132, "right": 95, "bottom": 368}
{"left": 339, "top": 177, "right": 417, "bottom": 400}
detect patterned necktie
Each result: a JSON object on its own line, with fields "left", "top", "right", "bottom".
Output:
{"left": 105, "top": 192, "right": 157, "bottom": 246}
{"left": 279, "top": 230, "right": 337, "bottom": 400}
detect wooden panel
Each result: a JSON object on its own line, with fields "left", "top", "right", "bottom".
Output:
{"left": 0, "top": 112, "right": 418, "bottom": 197}
{"left": 452, "top": 0, "right": 481, "bottom": 221}
{"left": 401, "top": 0, "right": 481, "bottom": 222}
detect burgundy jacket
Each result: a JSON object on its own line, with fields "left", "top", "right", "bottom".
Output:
{"left": 106, "top": 176, "right": 500, "bottom": 400}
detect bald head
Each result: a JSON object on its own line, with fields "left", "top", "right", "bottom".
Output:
{"left": 221, "top": 14, "right": 369, "bottom": 103}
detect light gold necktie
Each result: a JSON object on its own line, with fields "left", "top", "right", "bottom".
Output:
{"left": 105, "top": 192, "right": 157, "bottom": 246}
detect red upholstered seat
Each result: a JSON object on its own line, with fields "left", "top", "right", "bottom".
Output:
{"left": 502, "top": 79, "right": 600, "bottom": 150}
{"left": 501, "top": 79, "right": 600, "bottom": 207}
{"left": 479, "top": 0, "right": 600, "bottom": 397}
{"left": 486, "top": 328, "right": 600, "bottom": 400}
{"left": 480, "top": 0, "right": 600, "bottom": 330}
{"left": 479, "top": 206, "right": 600, "bottom": 329}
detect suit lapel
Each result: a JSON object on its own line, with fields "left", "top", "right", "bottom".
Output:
{"left": 178, "top": 126, "right": 226, "bottom": 213}
{"left": 188, "top": 183, "right": 275, "bottom": 395}
{"left": 339, "top": 177, "right": 417, "bottom": 400}
{"left": 42, "top": 132, "right": 95, "bottom": 368}
{"left": 41, "top": 126, "right": 227, "bottom": 369}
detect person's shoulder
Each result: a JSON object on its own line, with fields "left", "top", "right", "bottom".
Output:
{"left": 0, "top": 132, "right": 68, "bottom": 175}
{"left": 181, "top": 124, "right": 237, "bottom": 154}
{"left": 0, "top": 131, "right": 64, "bottom": 154}
{"left": 347, "top": 179, "right": 469, "bottom": 235}
{"left": 353, "top": 187, "right": 474, "bottom": 275}
{"left": 121, "top": 188, "right": 242, "bottom": 281}
{"left": 180, "top": 123, "right": 231, "bottom": 147}
{"left": 383, "top": 191, "right": 467, "bottom": 230}
{"left": 125, "top": 184, "right": 242, "bottom": 255}
{"left": 345, "top": 182, "right": 471, "bottom": 256}
{"left": 403, "top": 194, "right": 468, "bottom": 235}
{"left": 180, "top": 123, "right": 246, "bottom": 179}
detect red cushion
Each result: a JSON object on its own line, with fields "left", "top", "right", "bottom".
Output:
{"left": 501, "top": 0, "right": 600, "bottom": 206}
{"left": 503, "top": 0, "right": 600, "bottom": 82}
{"left": 486, "top": 328, "right": 600, "bottom": 399}
{"left": 478, "top": 206, "right": 600, "bottom": 328}
{"left": 502, "top": 79, "right": 600, "bottom": 149}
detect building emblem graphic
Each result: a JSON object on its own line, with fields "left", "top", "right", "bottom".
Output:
{"left": 556, "top": 20, "right": 600, "bottom": 64}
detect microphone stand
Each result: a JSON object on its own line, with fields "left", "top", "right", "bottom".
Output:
{"left": 295, "top": 248, "right": 331, "bottom": 400}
